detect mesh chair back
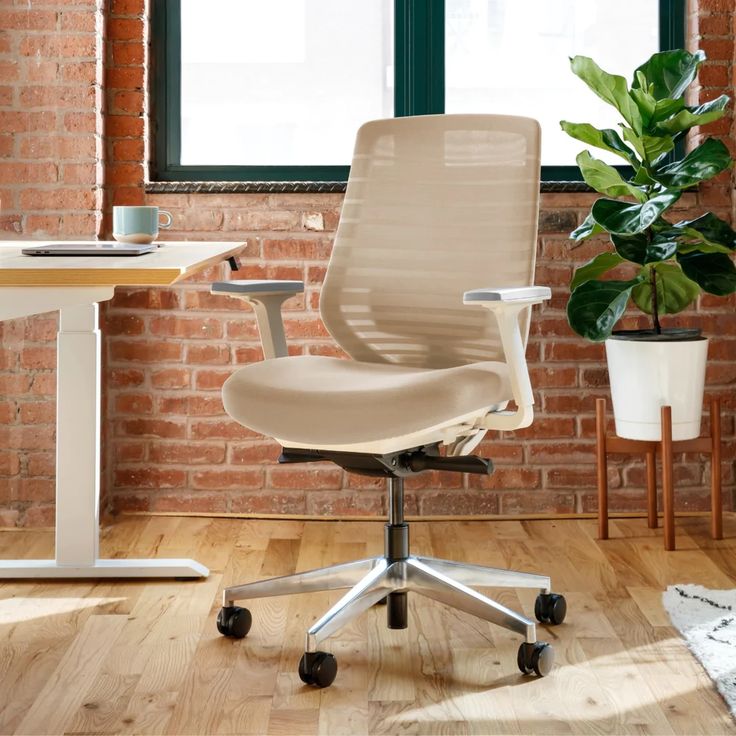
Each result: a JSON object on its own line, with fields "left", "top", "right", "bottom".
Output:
{"left": 321, "top": 114, "right": 541, "bottom": 368}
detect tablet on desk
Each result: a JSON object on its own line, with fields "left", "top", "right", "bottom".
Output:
{"left": 22, "top": 242, "right": 156, "bottom": 256}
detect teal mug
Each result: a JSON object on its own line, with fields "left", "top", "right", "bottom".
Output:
{"left": 112, "top": 205, "right": 172, "bottom": 244}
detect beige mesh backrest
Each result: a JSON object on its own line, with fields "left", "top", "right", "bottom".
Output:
{"left": 320, "top": 114, "right": 541, "bottom": 369}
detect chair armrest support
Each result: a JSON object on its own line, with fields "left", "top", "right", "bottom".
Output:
{"left": 211, "top": 280, "right": 305, "bottom": 359}
{"left": 463, "top": 285, "right": 551, "bottom": 431}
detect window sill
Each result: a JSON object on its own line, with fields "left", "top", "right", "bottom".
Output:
{"left": 146, "top": 180, "right": 594, "bottom": 195}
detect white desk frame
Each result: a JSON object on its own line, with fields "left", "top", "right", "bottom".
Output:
{"left": 0, "top": 241, "right": 243, "bottom": 578}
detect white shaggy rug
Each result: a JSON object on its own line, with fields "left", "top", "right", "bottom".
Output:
{"left": 663, "top": 584, "right": 736, "bottom": 717}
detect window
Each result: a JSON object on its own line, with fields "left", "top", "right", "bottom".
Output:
{"left": 152, "top": 0, "right": 685, "bottom": 185}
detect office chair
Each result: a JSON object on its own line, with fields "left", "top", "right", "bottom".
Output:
{"left": 212, "top": 114, "right": 566, "bottom": 688}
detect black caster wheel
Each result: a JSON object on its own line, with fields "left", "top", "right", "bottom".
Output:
{"left": 298, "top": 651, "right": 338, "bottom": 688}
{"left": 517, "top": 641, "right": 554, "bottom": 677}
{"left": 535, "top": 593, "right": 567, "bottom": 625}
{"left": 216, "top": 606, "right": 252, "bottom": 638}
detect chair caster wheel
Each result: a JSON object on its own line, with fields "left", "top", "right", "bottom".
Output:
{"left": 216, "top": 606, "right": 252, "bottom": 638}
{"left": 535, "top": 593, "right": 567, "bottom": 625}
{"left": 517, "top": 641, "right": 554, "bottom": 677}
{"left": 298, "top": 651, "right": 338, "bottom": 688}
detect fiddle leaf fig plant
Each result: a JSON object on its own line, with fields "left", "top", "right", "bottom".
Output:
{"left": 561, "top": 49, "right": 736, "bottom": 342}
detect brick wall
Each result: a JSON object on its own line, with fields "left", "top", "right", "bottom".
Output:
{"left": 0, "top": 0, "right": 104, "bottom": 526}
{"left": 1, "top": 0, "right": 734, "bottom": 525}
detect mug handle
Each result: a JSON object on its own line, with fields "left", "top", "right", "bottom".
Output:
{"left": 158, "top": 210, "right": 173, "bottom": 229}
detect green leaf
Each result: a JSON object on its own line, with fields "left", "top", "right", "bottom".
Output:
{"left": 611, "top": 232, "right": 677, "bottom": 264}
{"left": 652, "top": 138, "right": 732, "bottom": 189}
{"left": 631, "top": 263, "right": 700, "bottom": 315}
{"left": 630, "top": 87, "right": 656, "bottom": 127}
{"left": 654, "top": 95, "right": 729, "bottom": 135}
{"left": 650, "top": 97, "right": 686, "bottom": 124}
{"left": 676, "top": 212, "right": 736, "bottom": 249}
{"left": 567, "top": 278, "right": 640, "bottom": 341}
{"left": 621, "top": 127, "right": 675, "bottom": 164}
{"left": 678, "top": 251, "right": 736, "bottom": 295}
{"left": 570, "top": 56, "right": 643, "bottom": 133}
{"left": 632, "top": 49, "right": 705, "bottom": 100}
{"left": 571, "top": 252, "right": 625, "bottom": 290}
{"left": 570, "top": 212, "right": 605, "bottom": 241}
{"left": 576, "top": 151, "right": 646, "bottom": 201}
{"left": 559, "top": 121, "right": 639, "bottom": 165}
{"left": 591, "top": 191, "right": 681, "bottom": 236}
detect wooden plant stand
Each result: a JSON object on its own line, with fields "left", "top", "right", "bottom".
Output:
{"left": 596, "top": 398, "right": 722, "bottom": 550}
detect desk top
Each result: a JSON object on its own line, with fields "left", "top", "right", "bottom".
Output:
{"left": 0, "top": 241, "right": 245, "bottom": 286}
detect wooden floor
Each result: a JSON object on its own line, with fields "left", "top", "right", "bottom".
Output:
{"left": 1, "top": 515, "right": 736, "bottom": 736}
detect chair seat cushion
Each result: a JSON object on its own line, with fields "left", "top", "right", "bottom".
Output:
{"left": 222, "top": 355, "right": 511, "bottom": 446}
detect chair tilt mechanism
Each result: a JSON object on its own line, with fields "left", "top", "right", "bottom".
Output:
{"left": 212, "top": 114, "right": 567, "bottom": 689}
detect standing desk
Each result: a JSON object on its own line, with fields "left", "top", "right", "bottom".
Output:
{"left": 0, "top": 241, "right": 244, "bottom": 579}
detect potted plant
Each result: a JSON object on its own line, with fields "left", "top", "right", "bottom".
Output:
{"left": 561, "top": 49, "right": 735, "bottom": 441}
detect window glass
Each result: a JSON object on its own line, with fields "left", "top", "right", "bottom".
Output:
{"left": 180, "top": 0, "right": 394, "bottom": 165}
{"left": 445, "top": 0, "right": 659, "bottom": 166}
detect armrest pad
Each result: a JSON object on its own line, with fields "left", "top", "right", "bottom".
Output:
{"left": 212, "top": 279, "right": 304, "bottom": 296}
{"left": 463, "top": 286, "right": 551, "bottom": 304}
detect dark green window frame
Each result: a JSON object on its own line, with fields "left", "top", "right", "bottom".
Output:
{"left": 151, "top": 0, "right": 685, "bottom": 186}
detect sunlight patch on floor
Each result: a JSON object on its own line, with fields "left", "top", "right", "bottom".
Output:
{"left": 0, "top": 597, "right": 126, "bottom": 625}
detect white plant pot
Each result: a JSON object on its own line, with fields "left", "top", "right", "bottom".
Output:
{"left": 605, "top": 335, "right": 708, "bottom": 441}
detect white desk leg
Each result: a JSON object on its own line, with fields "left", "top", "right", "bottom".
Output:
{"left": 0, "top": 300, "right": 208, "bottom": 579}
{"left": 56, "top": 303, "right": 101, "bottom": 566}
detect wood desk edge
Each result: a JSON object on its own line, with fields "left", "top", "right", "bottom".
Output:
{"left": 0, "top": 242, "right": 245, "bottom": 286}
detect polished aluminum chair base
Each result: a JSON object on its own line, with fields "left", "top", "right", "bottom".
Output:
{"left": 220, "top": 476, "right": 563, "bottom": 686}
{"left": 224, "top": 551, "right": 551, "bottom": 653}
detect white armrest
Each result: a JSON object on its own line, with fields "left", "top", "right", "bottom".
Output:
{"left": 463, "top": 285, "right": 551, "bottom": 431}
{"left": 211, "top": 280, "right": 304, "bottom": 359}
{"left": 463, "top": 286, "right": 551, "bottom": 304}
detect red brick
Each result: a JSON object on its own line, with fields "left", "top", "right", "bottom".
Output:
{"left": 60, "top": 10, "right": 97, "bottom": 32}
{"left": 111, "top": 41, "right": 144, "bottom": 65}
{"left": 109, "top": 368, "right": 145, "bottom": 387}
{"left": 112, "top": 137, "right": 144, "bottom": 161}
{"left": 157, "top": 395, "right": 222, "bottom": 416}
{"left": 499, "top": 491, "right": 576, "bottom": 514}
{"left": 0, "top": 450, "right": 20, "bottom": 476}
{"left": 0, "top": 10, "right": 58, "bottom": 32}
{"left": 262, "top": 238, "right": 333, "bottom": 260}
{"left": 151, "top": 493, "right": 228, "bottom": 513}
{"left": 420, "top": 491, "right": 500, "bottom": 515}
{"left": 114, "top": 393, "right": 153, "bottom": 414}
{"left": 190, "top": 420, "right": 257, "bottom": 441}
{"left": 149, "top": 316, "right": 222, "bottom": 340}
{"left": 20, "top": 187, "right": 96, "bottom": 210}
{"left": 185, "top": 344, "right": 230, "bottom": 365}
{"left": 118, "top": 419, "right": 186, "bottom": 439}
{"left": 111, "top": 0, "right": 145, "bottom": 13}
{"left": 114, "top": 468, "right": 187, "bottom": 489}
{"left": 149, "top": 442, "right": 225, "bottom": 465}
{"left": 20, "top": 35, "right": 96, "bottom": 59}
{"left": 191, "top": 469, "right": 263, "bottom": 490}
{"left": 151, "top": 368, "right": 190, "bottom": 389}
{"left": 306, "top": 491, "right": 383, "bottom": 516}
{"left": 194, "top": 370, "right": 231, "bottom": 391}
{"left": 110, "top": 340, "right": 182, "bottom": 363}
{"left": 268, "top": 466, "right": 343, "bottom": 490}
{"left": 230, "top": 491, "right": 306, "bottom": 514}
{"left": 108, "top": 17, "right": 144, "bottom": 40}
{"left": 111, "top": 288, "right": 179, "bottom": 310}
{"left": 0, "top": 162, "right": 57, "bottom": 184}
{"left": 18, "top": 401, "right": 55, "bottom": 424}
{"left": 27, "top": 452, "right": 55, "bottom": 477}
{"left": 229, "top": 442, "right": 281, "bottom": 465}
